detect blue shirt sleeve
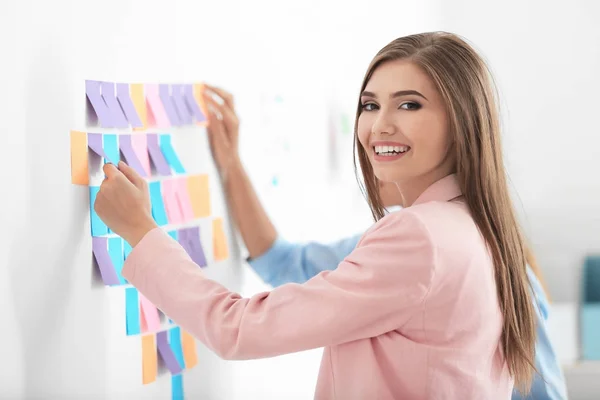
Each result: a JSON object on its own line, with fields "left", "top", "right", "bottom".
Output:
{"left": 512, "top": 267, "right": 567, "bottom": 400}
{"left": 247, "top": 234, "right": 362, "bottom": 287}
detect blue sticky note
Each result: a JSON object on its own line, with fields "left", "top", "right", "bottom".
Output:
{"left": 108, "top": 237, "right": 126, "bottom": 284}
{"left": 123, "top": 241, "right": 133, "bottom": 259}
{"left": 170, "top": 327, "right": 185, "bottom": 369}
{"left": 172, "top": 374, "right": 184, "bottom": 400}
{"left": 125, "top": 288, "right": 140, "bottom": 335}
{"left": 103, "top": 134, "right": 120, "bottom": 165}
{"left": 149, "top": 181, "right": 168, "bottom": 226}
{"left": 582, "top": 304, "right": 600, "bottom": 360}
{"left": 168, "top": 230, "right": 178, "bottom": 241}
{"left": 159, "top": 134, "right": 186, "bottom": 174}
{"left": 89, "top": 186, "right": 108, "bottom": 236}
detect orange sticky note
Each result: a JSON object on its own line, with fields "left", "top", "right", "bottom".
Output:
{"left": 141, "top": 334, "right": 157, "bottom": 384}
{"left": 213, "top": 217, "right": 229, "bottom": 261}
{"left": 70, "top": 130, "right": 89, "bottom": 185}
{"left": 181, "top": 330, "right": 198, "bottom": 369}
{"left": 131, "top": 84, "right": 147, "bottom": 131}
{"left": 187, "top": 174, "right": 211, "bottom": 218}
{"left": 193, "top": 83, "right": 209, "bottom": 127}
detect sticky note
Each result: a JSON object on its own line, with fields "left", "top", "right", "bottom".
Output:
{"left": 89, "top": 186, "right": 109, "bottom": 236}
{"left": 179, "top": 227, "right": 207, "bottom": 268}
{"left": 101, "top": 81, "right": 129, "bottom": 128}
{"left": 147, "top": 134, "right": 171, "bottom": 176}
{"left": 187, "top": 175, "right": 211, "bottom": 218}
{"left": 157, "top": 330, "right": 183, "bottom": 375}
{"left": 131, "top": 134, "right": 152, "bottom": 176}
{"left": 103, "top": 134, "right": 120, "bottom": 165}
{"left": 168, "top": 230, "right": 178, "bottom": 241}
{"left": 176, "top": 178, "right": 195, "bottom": 221}
{"left": 145, "top": 84, "right": 171, "bottom": 128}
{"left": 91, "top": 237, "right": 120, "bottom": 285}
{"left": 124, "top": 240, "right": 133, "bottom": 259}
{"left": 172, "top": 84, "right": 193, "bottom": 125}
{"left": 170, "top": 327, "right": 185, "bottom": 369}
{"left": 139, "top": 293, "right": 161, "bottom": 333}
{"left": 149, "top": 181, "right": 168, "bottom": 226}
{"left": 172, "top": 374, "right": 184, "bottom": 400}
{"left": 163, "top": 179, "right": 185, "bottom": 225}
{"left": 108, "top": 237, "right": 126, "bottom": 285}
{"left": 116, "top": 83, "right": 143, "bottom": 128}
{"left": 191, "top": 83, "right": 208, "bottom": 126}
{"left": 119, "top": 135, "right": 148, "bottom": 177}
{"left": 212, "top": 218, "right": 229, "bottom": 261}
{"left": 126, "top": 288, "right": 141, "bottom": 336}
{"left": 160, "top": 134, "right": 186, "bottom": 174}
{"left": 141, "top": 334, "right": 158, "bottom": 384}
{"left": 88, "top": 133, "right": 109, "bottom": 160}
{"left": 131, "top": 83, "right": 147, "bottom": 130}
{"left": 159, "top": 84, "right": 182, "bottom": 126}
{"left": 85, "top": 80, "right": 114, "bottom": 127}
{"left": 181, "top": 330, "right": 198, "bottom": 369}
{"left": 70, "top": 130, "right": 89, "bottom": 185}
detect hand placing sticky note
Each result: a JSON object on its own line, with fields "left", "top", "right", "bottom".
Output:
{"left": 139, "top": 293, "right": 161, "bottom": 333}
{"left": 181, "top": 330, "right": 198, "bottom": 369}
{"left": 187, "top": 174, "right": 211, "bottom": 218}
{"left": 147, "top": 134, "right": 171, "bottom": 176}
{"left": 126, "top": 288, "right": 141, "bottom": 336}
{"left": 141, "top": 334, "right": 158, "bottom": 384}
{"left": 116, "top": 83, "right": 143, "bottom": 128}
{"left": 149, "top": 181, "right": 168, "bottom": 226}
{"left": 85, "top": 80, "right": 114, "bottom": 127}
{"left": 89, "top": 187, "right": 109, "bottom": 236}
{"left": 212, "top": 218, "right": 229, "bottom": 261}
{"left": 91, "top": 237, "right": 120, "bottom": 285}
{"left": 70, "top": 130, "right": 89, "bottom": 185}
{"left": 159, "top": 134, "right": 186, "bottom": 174}
{"left": 157, "top": 330, "right": 183, "bottom": 375}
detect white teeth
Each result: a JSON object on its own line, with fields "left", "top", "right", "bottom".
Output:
{"left": 374, "top": 145, "right": 410, "bottom": 155}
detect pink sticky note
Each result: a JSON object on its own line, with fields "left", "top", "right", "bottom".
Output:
{"left": 131, "top": 134, "right": 151, "bottom": 176}
{"left": 139, "top": 293, "right": 161, "bottom": 332}
{"left": 163, "top": 179, "right": 184, "bottom": 224}
{"left": 176, "top": 177, "right": 195, "bottom": 222}
{"left": 145, "top": 84, "right": 170, "bottom": 128}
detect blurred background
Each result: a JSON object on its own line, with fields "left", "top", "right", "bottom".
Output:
{"left": 0, "top": 0, "right": 598, "bottom": 398}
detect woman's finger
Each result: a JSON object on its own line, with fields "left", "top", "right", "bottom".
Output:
{"left": 203, "top": 94, "right": 238, "bottom": 134}
{"left": 204, "top": 84, "right": 235, "bottom": 110}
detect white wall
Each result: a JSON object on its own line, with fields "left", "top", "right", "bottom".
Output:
{"left": 437, "top": 0, "right": 600, "bottom": 303}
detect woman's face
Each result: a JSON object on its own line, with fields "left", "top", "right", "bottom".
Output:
{"left": 357, "top": 60, "right": 455, "bottom": 201}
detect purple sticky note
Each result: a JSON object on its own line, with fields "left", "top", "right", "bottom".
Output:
{"left": 147, "top": 134, "right": 171, "bottom": 176}
{"left": 119, "top": 135, "right": 148, "bottom": 177}
{"left": 178, "top": 227, "right": 207, "bottom": 268}
{"left": 171, "top": 85, "right": 193, "bottom": 124}
{"left": 100, "top": 82, "right": 129, "bottom": 128}
{"left": 92, "top": 237, "right": 121, "bottom": 285}
{"left": 88, "top": 133, "right": 109, "bottom": 159}
{"left": 116, "top": 83, "right": 143, "bottom": 127}
{"left": 86, "top": 80, "right": 114, "bottom": 127}
{"left": 183, "top": 84, "right": 206, "bottom": 123}
{"left": 157, "top": 330, "right": 183, "bottom": 374}
{"left": 159, "top": 84, "right": 182, "bottom": 126}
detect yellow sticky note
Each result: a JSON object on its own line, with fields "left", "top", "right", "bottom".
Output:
{"left": 141, "top": 334, "right": 157, "bottom": 384}
{"left": 131, "top": 84, "right": 147, "bottom": 131}
{"left": 70, "top": 130, "right": 89, "bottom": 185}
{"left": 181, "top": 330, "right": 198, "bottom": 369}
{"left": 193, "top": 83, "right": 209, "bottom": 127}
{"left": 213, "top": 217, "right": 229, "bottom": 261}
{"left": 187, "top": 174, "right": 211, "bottom": 218}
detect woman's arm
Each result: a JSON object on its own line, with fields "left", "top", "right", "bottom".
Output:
{"left": 122, "top": 211, "right": 435, "bottom": 360}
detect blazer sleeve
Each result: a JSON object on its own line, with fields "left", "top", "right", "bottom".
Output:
{"left": 122, "top": 211, "right": 436, "bottom": 360}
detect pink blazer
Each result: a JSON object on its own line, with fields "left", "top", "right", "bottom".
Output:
{"left": 123, "top": 174, "right": 512, "bottom": 399}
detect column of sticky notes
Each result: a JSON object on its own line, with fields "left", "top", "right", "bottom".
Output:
{"left": 70, "top": 80, "right": 230, "bottom": 399}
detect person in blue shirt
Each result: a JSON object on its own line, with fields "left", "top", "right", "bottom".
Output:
{"left": 203, "top": 84, "right": 568, "bottom": 399}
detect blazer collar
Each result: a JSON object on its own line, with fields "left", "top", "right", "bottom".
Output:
{"left": 412, "top": 174, "right": 463, "bottom": 206}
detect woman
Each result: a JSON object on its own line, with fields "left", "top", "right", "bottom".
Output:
{"left": 96, "top": 32, "right": 537, "bottom": 398}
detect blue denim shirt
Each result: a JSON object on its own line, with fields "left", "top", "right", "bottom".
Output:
{"left": 249, "top": 235, "right": 567, "bottom": 399}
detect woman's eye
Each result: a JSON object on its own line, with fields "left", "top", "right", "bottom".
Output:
{"left": 400, "top": 102, "right": 421, "bottom": 110}
{"left": 361, "top": 103, "right": 378, "bottom": 111}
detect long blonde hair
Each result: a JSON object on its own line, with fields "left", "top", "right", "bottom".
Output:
{"left": 353, "top": 32, "right": 536, "bottom": 393}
